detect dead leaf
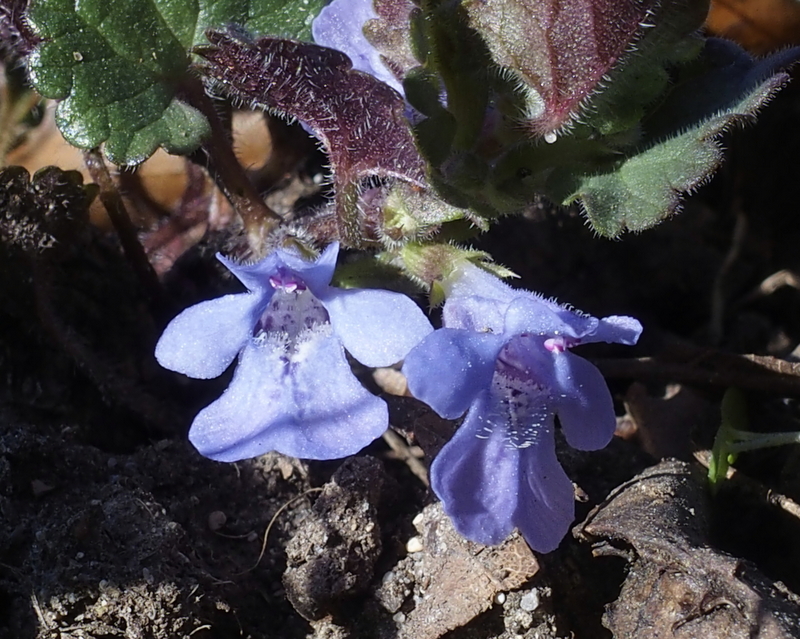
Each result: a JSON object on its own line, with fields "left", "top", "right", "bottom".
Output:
{"left": 623, "top": 382, "right": 718, "bottom": 460}
{"left": 707, "top": 0, "right": 800, "bottom": 54}
{"left": 575, "top": 460, "right": 800, "bottom": 638}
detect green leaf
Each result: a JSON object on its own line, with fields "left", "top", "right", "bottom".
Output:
{"left": 382, "top": 182, "right": 468, "bottom": 235}
{"left": 418, "top": 0, "right": 492, "bottom": 151}
{"left": 708, "top": 388, "right": 748, "bottom": 489}
{"left": 246, "top": 0, "right": 326, "bottom": 41}
{"left": 559, "top": 39, "right": 797, "bottom": 237}
{"left": 25, "top": 0, "right": 324, "bottom": 165}
{"left": 578, "top": 0, "right": 707, "bottom": 139}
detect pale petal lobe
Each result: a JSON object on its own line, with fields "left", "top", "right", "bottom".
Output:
{"left": 155, "top": 293, "right": 261, "bottom": 379}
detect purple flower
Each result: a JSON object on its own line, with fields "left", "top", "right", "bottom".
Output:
{"left": 402, "top": 262, "right": 641, "bottom": 552}
{"left": 312, "top": 0, "right": 403, "bottom": 94}
{"left": 156, "top": 243, "right": 432, "bottom": 462}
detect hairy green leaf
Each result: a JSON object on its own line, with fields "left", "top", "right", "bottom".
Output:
{"left": 25, "top": 0, "right": 324, "bottom": 165}
{"left": 561, "top": 40, "right": 797, "bottom": 236}
{"left": 578, "top": 0, "right": 707, "bottom": 140}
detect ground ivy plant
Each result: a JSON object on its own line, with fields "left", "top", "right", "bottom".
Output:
{"left": 5, "top": 0, "right": 796, "bottom": 552}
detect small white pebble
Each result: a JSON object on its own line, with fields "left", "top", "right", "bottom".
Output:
{"left": 494, "top": 592, "right": 506, "bottom": 604}
{"left": 406, "top": 536, "right": 423, "bottom": 553}
{"left": 412, "top": 512, "right": 425, "bottom": 527}
{"left": 393, "top": 612, "right": 406, "bottom": 623}
{"left": 520, "top": 590, "right": 540, "bottom": 611}
{"left": 372, "top": 367, "right": 408, "bottom": 396}
{"left": 75, "top": 552, "right": 84, "bottom": 560}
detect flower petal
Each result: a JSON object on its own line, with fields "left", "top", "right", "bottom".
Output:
{"left": 551, "top": 351, "right": 616, "bottom": 450}
{"left": 277, "top": 242, "right": 339, "bottom": 296}
{"left": 514, "top": 430, "right": 576, "bottom": 552}
{"left": 588, "top": 315, "right": 643, "bottom": 346}
{"left": 504, "top": 296, "right": 598, "bottom": 339}
{"left": 312, "top": 0, "right": 403, "bottom": 93}
{"left": 189, "top": 331, "right": 387, "bottom": 461}
{"left": 217, "top": 243, "right": 339, "bottom": 295}
{"left": 430, "top": 390, "right": 519, "bottom": 545}
{"left": 155, "top": 293, "right": 262, "bottom": 379}
{"left": 319, "top": 287, "right": 432, "bottom": 367}
{"left": 444, "top": 261, "right": 516, "bottom": 304}
{"left": 403, "top": 329, "right": 505, "bottom": 419}
{"left": 443, "top": 263, "right": 516, "bottom": 332}
{"left": 217, "top": 253, "right": 280, "bottom": 292}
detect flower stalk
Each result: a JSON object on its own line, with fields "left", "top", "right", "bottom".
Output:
{"left": 709, "top": 388, "right": 800, "bottom": 488}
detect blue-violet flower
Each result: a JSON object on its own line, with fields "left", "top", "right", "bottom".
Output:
{"left": 402, "top": 262, "right": 642, "bottom": 552}
{"left": 156, "top": 242, "right": 432, "bottom": 462}
{"left": 312, "top": 0, "right": 403, "bottom": 94}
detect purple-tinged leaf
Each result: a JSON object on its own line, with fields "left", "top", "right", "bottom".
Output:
{"left": 198, "top": 29, "right": 426, "bottom": 244}
{"left": 0, "top": 0, "right": 39, "bottom": 56}
{"left": 464, "top": 0, "right": 657, "bottom": 138}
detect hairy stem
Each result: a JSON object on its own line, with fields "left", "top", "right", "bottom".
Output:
{"left": 180, "top": 76, "right": 281, "bottom": 254}
{"left": 83, "top": 148, "right": 166, "bottom": 312}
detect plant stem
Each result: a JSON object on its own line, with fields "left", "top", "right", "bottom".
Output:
{"left": 180, "top": 77, "right": 281, "bottom": 253}
{"left": 728, "top": 429, "right": 800, "bottom": 454}
{"left": 83, "top": 148, "right": 166, "bottom": 312}
{"left": 336, "top": 179, "right": 364, "bottom": 248}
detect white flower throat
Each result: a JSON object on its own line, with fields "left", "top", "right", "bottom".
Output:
{"left": 255, "top": 285, "right": 331, "bottom": 355}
